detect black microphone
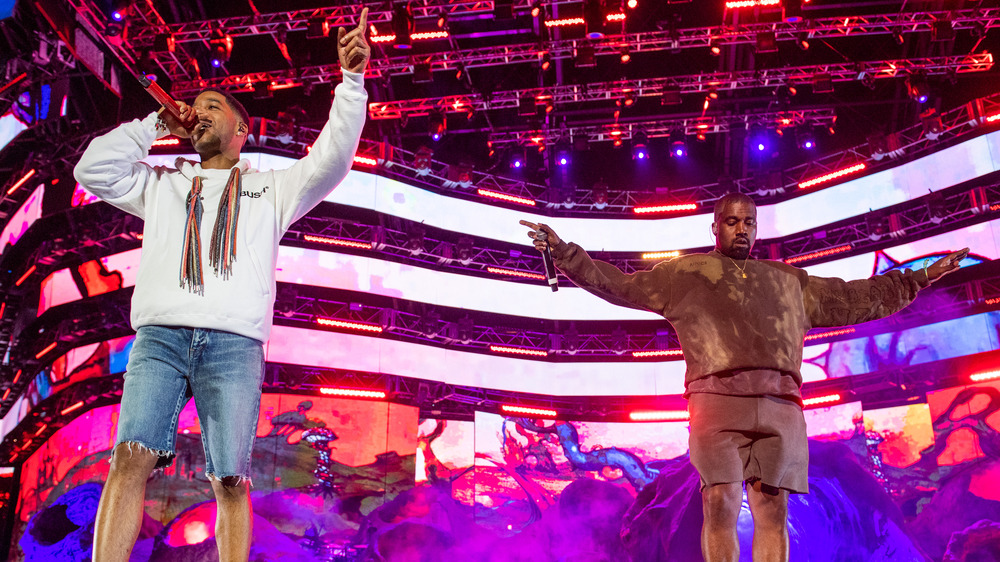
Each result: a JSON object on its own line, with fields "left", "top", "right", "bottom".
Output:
{"left": 535, "top": 231, "right": 559, "bottom": 292}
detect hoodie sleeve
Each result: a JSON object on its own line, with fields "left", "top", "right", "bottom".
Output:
{"left": 802, "top": 268, "right": 931, "bottom": 328}
{"left": 273, "top": 71, "right": 368, "bottom": 232}
{"left": 551, "top": 241, "right": 672, "bottom": 314}
{"left": 72, "top": 112, "right": 166, "bottom": 219}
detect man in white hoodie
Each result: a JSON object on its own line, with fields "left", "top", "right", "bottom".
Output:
{"left": 73, "top": 10, "right": 370, "bottom": 561}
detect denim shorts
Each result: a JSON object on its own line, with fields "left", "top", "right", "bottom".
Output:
{"left": 116, "top": 325, "right": 265, "bottom": 481}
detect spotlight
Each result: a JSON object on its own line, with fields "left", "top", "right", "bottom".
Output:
{"left": 892, "top": 28, "right": 904, "bottom": 45}
{"left": 555, "top": 148, "right": 570, "bottom": 166}
{"left": 209, "top": 29, "right": 234, "bottom": 68}
{"left": 797, "top": 128, "right": 816, "bottom": 150}
{"left": 437, "top": 9, "right": 447, "bottom": 29}
{"left": 110, "top": 0, "right": 131, "bottom": 22}
{"left": 627, "top": 0, "right": 638, "bottom": 8}
{"left": 783, "top": 0, "right": 803, "bottom": 23}
{"left": 592, "top": 180, "right": 608, "bottom": 209}
{"left": 621, "top": 90, "right": 635, "bottom": 107}
{"left": 710, "top": 38, "right": 721, "bottom": 56}
{"left": 544, "top": 99, "right": 554, "bottom": 114}
{"left": 457, "top": 237, "right": 475, "bottom": 266}
{"left": 708, "top": 86, "right": 718, "bottom": 100}
{"left": 921, "top": 108, "right": 944, "bottom": 140}
{"left": 632, "top": 132, "right": 649, "bottom": 160}
{"left": 661, "top": 88, "right": 682, "bottom": 106}
{"left": 391, "top": 1, "right": 415, "bottom": 49}
{"left": 669, "top": 131, "right": 686, "bottom": 158}
{"left": 540, "top": 51, "right": 551, "bottom": 71}
{"left": 620, "top": 45, "right": 631, "bottom": 64}
{"left": 153, "top": 33, "right": 176, "bottom": 53}
{"left": 583, "top": 0, "right": 605, "bottom": 39}
{"left": 796, "top": 32, "right": 810, "bottom": 50}
{"left": 531, "top": 1, "right": 542, "bottom": 18}
{"left": 509, "top": 147, "right": 527, "bottom": 169}
{"left": 906, "top": 72, "right": 930, "bottom": 104}
{"left": 428, "top": 112, "right": 446, "bottom": 141}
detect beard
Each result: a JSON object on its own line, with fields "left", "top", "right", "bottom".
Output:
{"left": 721, "top": 240, "right": 751, "bottom": 260}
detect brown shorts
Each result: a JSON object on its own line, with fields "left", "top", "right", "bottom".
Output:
{"left": 688, "top": 393, "right": 809, "bottom": 494}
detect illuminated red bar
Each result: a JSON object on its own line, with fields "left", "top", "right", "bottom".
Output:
{"left": 315, "top": 317, "right": 383, "bottom": 333}
{"left": 501, "top": 404, "right": 557, "bottom": 417}
{"left": 803, "top": 393, "right": 842, "bottom": 407}
{"left": 629, "top": 410, "right": 689, "bottom": 421}
{"left": 804, "top": 327, "right": 856, "bottom": 342}
{"left": 35, "top": 342, "right": 58, "bottom": 359}
{"left": 487, "top": 267, "right": 546, "bottom": 281}
{"left": 1, "top": 389, "right": 8, "bottom": 401}
{"left": 544, "top": 17, "right": 585, "bottom": 27}
{"left": 370, "top": 34, "right": 395, "bottom": 43}
{"left": 6, "top": 168, "right": 36, "bottom": 195}
{"left": 985, "top": 114, "right": 1000, "bottom": 123}
{"left": 970, "top": 369, "right": 1000, "bottom": 383}
{"left": 303, "top": 234, "right": 374, "bottom": 250}
{"left": 319, "top": 387, "right": 387, "bottom": 399}
{"left": 725, "top": 0, "right": 780, "bottom": 8}
{"left": 490, "top": 345, "right": 548, "bottom": 357}
{"left": 370, "top": 31, "right": 448, "bottom": 43}
{"left": 784, "top": 244, "right": 852, "bottom": 264}
{"left": 152, "top": 138, "right": 181, "bottom": 147}
{"left": 798, "top": 163, "right": 867, "bottom": 190}
{"left": 0, "top": 72, "right": 27, "bottom": 95}
{"left": 60, "top": 401, "right": 84, "bottom": 415}
{"left": 633, "top": 203, "right": 698, "bottom": 215}
{"left": 33, "top": 424, "right": 48, "bottom": 437}
{"left": 476, "top": 188, "right": 537, "bottom": 206}
{"left": 986, "top": 297, "right": 1000, "bottom": 305}
{"left": 641, "top": 251, "right": 680, "bottom": 260}
{"left": 14, "top": 265, "right": 36, "bottom": 287}
{"left": 632, "top": 349, "right": 683, "bottom": 358}
{"left": 353, "top": 155, "right": 378, "bottom": 166}
{"left": 11, "top": 370, "right": 20, "bottom": 385}
{"left": 606, "top": 13, "right": 626, "bottom": 21}
{"left": 0, "top": 302, "right": 4, "bottom": 320}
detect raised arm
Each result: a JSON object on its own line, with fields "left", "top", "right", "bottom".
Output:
{"left": 803, "top": 248, "right": 968, "bottom": 327}
{"left": 519, "top": 220, "right": 670, "bottom": 313}
{"left": 274, "top": 8, "right": 370, "bottom": 231}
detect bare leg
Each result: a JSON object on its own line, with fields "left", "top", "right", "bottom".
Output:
{"left": 746, "top": 480, "right": 790, "bottom": 562}
{"left": 701, "top": 482, "right": 742, "bottom": 562}
{"left": 211, "top": 476, "right": 252, "bottom": 562}
{"left": 93, "top": 443, "right": 159, "bottom": 562}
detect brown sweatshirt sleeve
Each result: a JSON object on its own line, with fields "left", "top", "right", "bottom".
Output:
{"left": 550, "top": 241, "right": 671, "bottom": 314}
{"left": 802, "top": 268, "right": 931, "bottom": 328}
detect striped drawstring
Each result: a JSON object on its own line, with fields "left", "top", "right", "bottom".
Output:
{"left": 179, "top": 168, "right": 241, "bottom": 294}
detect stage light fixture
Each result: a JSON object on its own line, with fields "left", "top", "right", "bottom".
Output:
{"left": 632, "top": 132, "right": 649, "bottom": 160}
{"left": 509, "top": 147, "right": 526, "bottom": 170}
{"left": 803, "top": 393, "right": 843, "bottom": 407}
{"left": 555, "top": 148, "right": 571, "bottom": 166}
{"left": 518, "top": 94, "right": 537, "bottom": 117}
{"left": 921, "top": 108, "right": 944, "bottom": 140}
{"left": 544, "top": 99, "right": 554, "bottom": 114}
{"left": 661, "top": 88, "right": 682, "bottom": 106}
{"left": 391, "top": 1, "right": 415, "bottom": 49}
{"left": 456, "top": 237, "right": 475, "bottom": 266}
{"left": 620, "top": 45, "right": 631, "bottom": 64}
{"left": 797, "top": 128, "right": 816, "bottom": 150}
{"left": 669, "top": 131, "right": 686, "bottom": 158}
{"left": 796, "top": 32, "right": 810, "bottom": 50}
{"left": 710, "top": 38, "right": 721, "bottom": 56}
{"left": 428, "top": 112, "right": 446, "bottom": 141}
{"left": 906, "top": 73, "right": 930, "bottom": 103}
{"left": 629, "top": 410, "right": 689, "bottom": 422}
{"left": 540, "top": 52, "right": 551, "bottom": 71}
{"left": 583, "top": 0, "right": 605, "bottom": 39}
{"left": 783, "top": 0, "right": 803, "bottom": 22}
{"left": 708, "top": 86, "right": 719, "bottom": 99}
{"left": 811, "top": 73, "right": 833, "bottom": 94}
{"left": 501, "top": 404, "right": 556, "bottom": 417}
{"left": 628, "top": 0, "right": 638, "bottom": 8}
{"left": 307, "top": 17, "right": 330, "bottom": 38}
{"left": 892, "top": 28, "right": 904, "bottom": 45}
{"left": 407, "top": 226, "right": 426, "bottom": 256}
{"left": 621, "top": 90, "right": 635, "bottom": 107}
{"left": 209, "top": 29, "right": 234, "bottom": 68}
{"left": 436, "top": 9, "right": 447, "bottom": 29}
{"left": 531, "top": 1, "right": 542, "bottom": 18}
{"left": 153, "top": 33, "right": 176, "bottom": 52}
{"left": 592, "top": 180, "right": 608, "bottom": 209}
{"left": 755, "top": 31, "right": 778, "bottom": 53}
{"left": 797, "top": 163, "right": 866, "bottom": 189}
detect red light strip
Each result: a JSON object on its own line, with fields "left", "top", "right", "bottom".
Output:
{"left": 641, "top": 251, "right": 680, "bottom": 260}
{"left": 370, "top": 34, "right": 395, "bottom": 43}
{"left": 803, "top": 393, "right": 843, "bottom": 407}
{"left": 60, "top": 401, "right": 84, "bottom": 415}
{"left": 0, "top": 72, "right": 27, "bottom": 95}
{"left": 633, "top": 203, "right": 698, "bottom": 215}
{"left": 1, "top": 389, "right": 8, "bottom": 401}
{"left": 14, "top": 265, "right": 36, "bottom": 287}
{"left": 490, "top": 345, "right": 548, "bottom": 357}
{"left": 319, "top": 387, "right": 387, "bottom": 399}
{"left": 152, "top": 138, "right": 181, "bottom": 147}
{"left": 501, "top": 404, "right": 558, "bottom": 417}
{"left": 315, "top": 317, "right": 384, "bottom": 333}
{"left": 11, "top": 370, "right": 20, "bottom": 385}
{"left": 33, "top": 424, "right": 47, "bottom": 437}
{"left": 35, "top": 342, "right": 58, "bottom": 359}
{"left": 353, "top": 155, "right": 378, "bottom": 166}
{"left": 784, "top": 244, "right": 852, "bottom": 264}
{"left": 486, "top": 267, "right": 546, "bottom": 280}
{"left": 990, "top": 204, "right": 1000, "bottom": 212}
{"left": 985, "top": 114, "right": 1000, "bottom": 123}
{"left": 6, "top": 168, "right": 36, "bottom": 195}
{"left": 986, "top": 297, "right": 1000, "bottom": 305}
{"left": 606, "top": 13, "right": 626, "bottom": 21}
{"left": 476, "top": 188, "right": 537, "bottom": 206}
{"left": 725, "top": 0, "right": 780, "bottom": 7}
{"left": 798, "top": 163, "right": 867, "bottom": 189}
{"left": 629, "top": 410, "right": 690, "bottom": 421}
{"left": 0, "top": 302, "right": 4, "bottom": 320}
{"left": 632, "top": 349, "right": 684, "bottom": 358}
{"left": 804, "top": 327, "right": 856, "bottom": 342}
{"left": 544, "top": 17, "right": 585, "bottom": 27}
{"left": 970, "top": 369, "right": 1000, "bottom": 383}
{"left": 303, "top": 234, "right": 374, "bottom": 250}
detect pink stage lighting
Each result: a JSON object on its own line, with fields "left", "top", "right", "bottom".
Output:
{"left": 319, "top": 387, "right": 388, "bottom": 399}
{"left": 489, "top": 345, "right": 548, "bottom": 357}
{"left": 501, "top": 404, "right": 558, "bottom": 417}
{"left": 315, "top": 317, "right": 384, "bottom": 333}
{"left": 798, "top": 163, "right": 867, "bottom": 190}
{"left": 632, "top": 349, "right": 684, "bottom": 358}
{"left": 353, "top": 155, "right": 378, "bottom": 166}
{"left": 784, "top": 244, "right": 852, "bottom": 264}
{"left": 803, "top": 393, "right": 843, "bottom": 407}
{"left": 303, "top": 234, "right": 374, "bottom": 250}
{"left": 633, "top": 203, "right": 698, "bottom": 215}
{"left": 804, "top": 327, "right": 856, "bottom": 342}
{"left": 486, "top": 267, "right": 546, "bottom": 281}
{"left": 970, "top": 369, "right": 1000, "bottom": 383}
{"left": 6, "top": 168, "right": 36, "bottom": 195}
{"left": 629, "top": 410, "right": 689, "bottom": 421}
{"left": 476, "top": 188, "right": 537, "bottom": 206}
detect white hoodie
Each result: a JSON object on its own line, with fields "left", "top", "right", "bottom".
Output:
{"left": 73, "top": 71, "right": 368, "bottom": 343}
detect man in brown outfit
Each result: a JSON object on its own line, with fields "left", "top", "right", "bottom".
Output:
{"left": 520, "top": 193, "right": 967, "bottom": 561}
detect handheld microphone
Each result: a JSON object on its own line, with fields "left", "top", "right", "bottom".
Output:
{"left": 137, "top": 75, "right": 197, "bottom": 129}
{"left": 535, "top": 231, "right": 559, "bottom": 292}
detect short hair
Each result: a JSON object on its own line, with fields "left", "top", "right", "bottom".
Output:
{"left": 713, "top": 192, "right": 756, "bottom": 223}
{"left": 198, "top": 88, "right": 250, "bottom": 127}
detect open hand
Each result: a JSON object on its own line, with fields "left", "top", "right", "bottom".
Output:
{"left": 520, "top": 220, "right": 562, "bottom": 253}
{"left": 338, "top": 7, "right": 370, "bottom": 74}
{"left": 926, "top": 247, "right": 970, "bottom": 282}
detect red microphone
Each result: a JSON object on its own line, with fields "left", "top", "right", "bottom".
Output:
{"left": 137, "top": 75, "right": 197, "bottom": 129}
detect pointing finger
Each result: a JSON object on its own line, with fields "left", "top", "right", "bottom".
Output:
{"left": 519, "top": 219, "right": 539, "bottom": 229}
{"left": 357, "top": 7, "right": 368, "bottom": 33}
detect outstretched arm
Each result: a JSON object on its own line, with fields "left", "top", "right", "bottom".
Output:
{"left": 803, "top": 248, "right": 969, "bottom": 328}
{"left": 275, "top": 8, "right": 370, "bottom": 231}
{"left": 519, "top": 220, "right": 670, "bottom": 313}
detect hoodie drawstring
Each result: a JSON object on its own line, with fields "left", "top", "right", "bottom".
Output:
{"left": 180, "top": 167, "right": 241, "bottom": 294}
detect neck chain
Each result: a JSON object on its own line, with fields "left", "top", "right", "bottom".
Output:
{"left": 727, "top": 256, "right": 750, "bottom": 278}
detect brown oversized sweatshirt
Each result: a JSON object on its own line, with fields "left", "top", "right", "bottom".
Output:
{"left": 551, "top": 243, "right": 930, "bottom": 399}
